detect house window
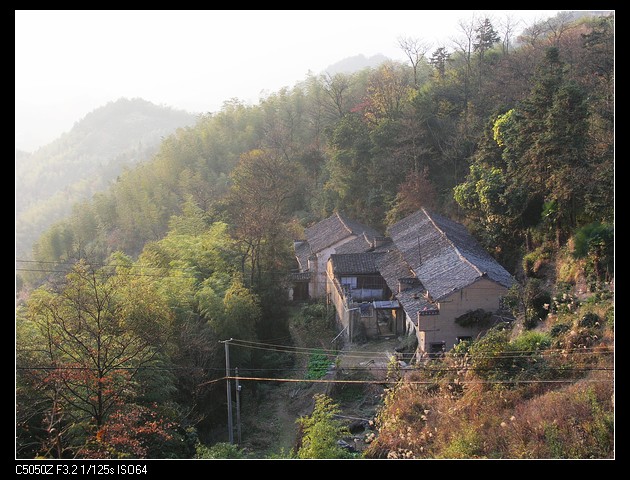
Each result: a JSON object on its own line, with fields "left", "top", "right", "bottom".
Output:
{"left": 457, "top": 336, "right": 472, "bottom": 344}
{"left": 428, "top": 342, "right": 445, "bottom": 357}
{"left": 340, "top": 277, "right": 357, "bottom": 289}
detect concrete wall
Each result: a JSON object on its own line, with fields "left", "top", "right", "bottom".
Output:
{"left": 326, "top": 261, "right": 352, "bottom": 338}
{"left": 326, "top": 261, "right": 381, "bottom": 343}
{"left": 417, "top": 278, "right": 509, "bottom": 354}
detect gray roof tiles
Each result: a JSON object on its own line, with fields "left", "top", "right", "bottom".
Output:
{"left": 373, "top": 248, "right": 436, "bottom": 322}
{"left": 388, "top": 208, "right": 514, "bottom": 301}
{"left": 304, "top": 212, "right": 381, "bottom": 254}
{"left": 330, "top": 252, "right": 385, "bottom": 275}
{"left": 334, "top": 233, "right": 374, "bottom": 254}
{"left": 296, "top": 209, "right": 514, "bottom": 323}
{"left": 375, "top": 249, "right": 416, "bottom": 290}
{"left": 295, "top": 213, "right": 382, "bottom": 272}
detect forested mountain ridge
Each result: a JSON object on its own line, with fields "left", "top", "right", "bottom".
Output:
{"left": 16, "top": 11, "right": 613, "bottom": 459}
{"left": 324, "top": 53, "right": 390, "bottom": 75}
{"left": 15, "top": 97, "right": 197, "bottom": 259}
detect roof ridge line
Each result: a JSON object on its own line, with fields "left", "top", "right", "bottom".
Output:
{"left": 422, "top": 208, "right": 483, "bottom": 277}
{"left": 335, "top": 212, "right": 354, "bottom": 235}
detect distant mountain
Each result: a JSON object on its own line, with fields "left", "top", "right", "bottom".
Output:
{"left": 324, "top": 54, "right": 390, "bottom": 75}
{"left": 15, "top": 97, "right": 197, "bottom": 259}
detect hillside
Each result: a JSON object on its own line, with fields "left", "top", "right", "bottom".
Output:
{"left": 15, "top": 97, "right": 197, "bottom": 259}
{"left": 15, "top": 11, "right": 613, "bottom": 460}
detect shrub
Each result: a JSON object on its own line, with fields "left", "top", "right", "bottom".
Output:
{"left": 522, "top": 245, "right": 552, "bottom": 278}
{"left": 578, "top": 312, "right": 600, "bottom": 329}
{"left": 511, "top": 331, "right": 552, "bottom": 352}
{"left": 507, "top": 331, "right": 553, "bottom": 381}
{"left": 469, "top": 326, "right": 513, "bottom": 382}
{"left": 572, "top": 222, "right": 614, "bottom": 284}
{"left": 551, "top": 291, "right": 579, "bottom": 315}
{"left": 297, "top": 394, "right": 352, "bottom": 459}
{"left": 195, "top": 442, "right": 246, "bottom": 459}
{"left": 298, "top": 302, "right": 334, "bottom": 328}
{"left": 504, "top": 280, "right": 552, "bottom": 329}
{"left": 550, "top": 322, "right": 571, "bottom": 337}
{"left": 439, "top": 425, "right": 485, "bottom": 459}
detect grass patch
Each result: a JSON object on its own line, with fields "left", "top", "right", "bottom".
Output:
{"left": 306, "top": 349, "right": 331, "bottom": 380}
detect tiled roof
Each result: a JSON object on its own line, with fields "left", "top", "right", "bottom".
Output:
{"left": 295, "top": 208, "right": 513, "bottom": 323}
{"left": 388, "top": 208, "right": 514, "bottom": 301}
{"left": 375, "top": 249, "right": 415, "bottom": 291}
{"left": 330, "top": 252, "right": 385, "bottom": 275}
{"left": 304, "top": 212, "right": 381, "bottom": 254}
{"left": 375, "top": 249, "right": 435, "bottom": 323}
{"left": 398, "top": 287, "right": 435, "bottom": 325}
{"left": 333, "top": 233, "right": 368, "bottom": 254}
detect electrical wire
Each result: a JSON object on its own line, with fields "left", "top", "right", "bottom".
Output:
{"left": 225, "top": 337, "right": 613, "bottom": 360}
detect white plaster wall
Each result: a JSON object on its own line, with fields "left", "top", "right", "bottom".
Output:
{"left": 310, "top": 235, "right": 358, "bottom": 298}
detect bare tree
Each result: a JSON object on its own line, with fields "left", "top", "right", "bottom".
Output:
{"left": 322, "top": 72, "right": 352, "bottom": 119}
{"left": 397, "top": 36, "right": 431, "bottom": 87}
{"left": 545, "top": 11, "right": 576, "bottom": 46}
{"left": 451, "top": 13, "right": 477, "bottom": 112}
{"left": 518, "top": 16, "right": 547, "bottom": 47}
{"left": 498, "top": 14, "right": 519, "bottom": 55}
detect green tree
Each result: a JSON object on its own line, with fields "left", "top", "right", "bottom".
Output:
{"left": 201, "top": 278, "right": 261, "bottom": 365}
{"left": 195, "top": 442, "right": 246, "bottom": 459}
{"left": 453, "top": 115, "right": 529, "bottom": 263}
{"left": 324, "top": 114, "right": 373, "bottom": 222}
{"left": 297, "top": 394, "right": 352, "bottom": 459}
{"left": 429, "top": 47, "right": 450, "bottom": 80}
{"left": 573, "top": 222, "right": 614, "bottom": 284}
{"left": 503, "top": 47, "right": 590, "bottom": 246}
{"left": 474, "top": 17, "right": 501, "bottom": 92}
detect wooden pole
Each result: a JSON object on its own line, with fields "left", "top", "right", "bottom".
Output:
{"left": 221, "top": 339, "right": 234, "bottom": 444}
{"left": 235, "top": 367, "right": 242, "bottom": 444}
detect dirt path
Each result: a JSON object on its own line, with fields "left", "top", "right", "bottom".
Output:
{"left": 338, "top": 337, "right": 401, "bottom": 371}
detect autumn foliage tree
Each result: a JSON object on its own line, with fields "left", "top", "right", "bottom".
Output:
{"left": 385, "top": 168, "right": 438, "bottom": 226}
{"left": 226, "top": 148, "right": 304, "bottom": 288}
{"left": 19, "top": 260, "right": 173, "bottom": 457}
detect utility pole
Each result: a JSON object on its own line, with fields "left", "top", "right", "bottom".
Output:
{"left": 220, "top": 338, "right": 234, "bottom": 444}
{"left": 235, "top": 367, "right": 242, "bottom": 444}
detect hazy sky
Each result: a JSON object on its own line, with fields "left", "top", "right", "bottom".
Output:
{"left": 15, "top": 9, "right": 562, "bottom": 152}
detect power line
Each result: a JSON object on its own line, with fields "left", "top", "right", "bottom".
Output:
{"left": 16, "top": 259, "right": 193, "bottom": 271}
{"left": 226, "top": 337, "right": 613, "bottom": 360}
{"left": 221, "top": 375, "right": 612, "bottom": 385}
{"left": 16, "top": 259, "right": 201, "bottom": 279}
{"left": 16, "top": 364, "right": 613, "bottom": 373}
{"left": 15, "top": 267, "right": 199, "bottom": 279}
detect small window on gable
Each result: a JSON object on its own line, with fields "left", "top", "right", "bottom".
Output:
{"left": 428, "top": 342, "right": 445, "bottom": 358}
